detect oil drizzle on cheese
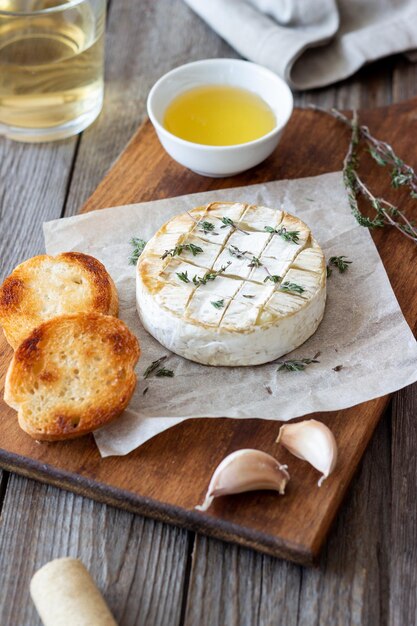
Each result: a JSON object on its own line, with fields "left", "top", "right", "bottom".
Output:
{"left": 163, "top": 85, "right": 276, "bottom": 146}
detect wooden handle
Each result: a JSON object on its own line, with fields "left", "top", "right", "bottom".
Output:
{"left": 30, "top": 558, "right": 117, "bottom": 626}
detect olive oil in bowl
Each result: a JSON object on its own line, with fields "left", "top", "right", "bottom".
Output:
{"left": 163, "top": 85, "right": 276, "bottom": 146}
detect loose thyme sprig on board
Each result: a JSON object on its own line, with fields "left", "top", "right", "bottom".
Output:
{"left": 144, "top": 356, "right": 174, "bottom": 379}
{"left": 310, "top": 106, "right": 417, "bottom": 243}
{"left": 129, "top": 237, "right": 147, "bottom": 265}
{"left": 143, "top": 356, "right": 174, "bottom": 394}
{"left": 276, "top": 354, "right": 320, "bottom": 372}
{"left": 327, "top": 255, "right": 352, "bottom": 277}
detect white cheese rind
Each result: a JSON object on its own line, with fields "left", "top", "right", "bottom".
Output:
{"left": 136, "top": 202, "right": 326, "bottom": 366}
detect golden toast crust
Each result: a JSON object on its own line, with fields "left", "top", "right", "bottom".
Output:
{"left": 0, "top": 253, "right": 119, "bottom": 349}
{"left": 4, "top": 313, "right": 140, "bottom": 441}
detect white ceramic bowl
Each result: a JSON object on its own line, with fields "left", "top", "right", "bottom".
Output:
{"left": 147, "top": 59, "right": 293, "bottom": 178}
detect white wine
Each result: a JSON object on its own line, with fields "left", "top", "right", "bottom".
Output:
{"left": 0, "top": 0, "right": 105, "bottom": 141}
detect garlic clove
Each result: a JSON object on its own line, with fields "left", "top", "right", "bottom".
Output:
{"left": 276, "top": 419, "right": 337, "bottom": 487}
{"left": 195, "top": 449, "right": 290, "bottom": 511}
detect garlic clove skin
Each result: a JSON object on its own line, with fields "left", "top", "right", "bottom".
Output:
{"left": 277, "top": 419, "right": 337, "bottom": 487}
{"left": 195, "top": 449, "right": 290, "bottom": 512}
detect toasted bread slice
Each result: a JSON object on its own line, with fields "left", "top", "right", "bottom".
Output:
{"left": 4, "top": 313, "right": 140, "bottom": 441}
{"left": 0, "top": 252, "right": 118, "bottom": 349}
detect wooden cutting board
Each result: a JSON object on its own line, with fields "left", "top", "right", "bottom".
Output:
{"left": 0, "top": 99, "right": 416, "bottom": 566}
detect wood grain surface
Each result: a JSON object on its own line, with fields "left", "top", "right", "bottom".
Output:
{"left": 0, "top": 0, "right": 416, "bottom": 623}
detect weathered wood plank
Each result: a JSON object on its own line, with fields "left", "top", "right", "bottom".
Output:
{"left": 0, "top": 139, "right": 77, "bottom": 276}
{"left": 389, "top": 382, "right": 417, "bottom": 626}
{"left": 0, "top": 474, "right": 190, "bottom": 625}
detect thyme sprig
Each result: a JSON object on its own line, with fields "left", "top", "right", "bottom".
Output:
{"left": 327, "top": 255, "right": 352, "bottom": 276}
{"left": 265, "top": 225, "right": 300, "bottom": 244}
{"left": 129, "top": 237, "right": 147, "bottom": 265}
{"left": 263, "top": 268, "right": 281, "bottom": 283}
{"left": 155, "top": 368, "right": 174, "bottom": 378}
{"left": 186, "top": 211, "right": 218, "bottom": 236}
{"left": 279, "top": 281, "right": 305, "bottom": 294}
{"left": 220, "top": 216, "right": 249, "bottom": 235}
{"left": 176, "top": 271, "right": 190, "bottom": 283}
{"left": 310, "top": 106, "right": 417, "bottom": 243}
{"left": 192, "top": 262, "right": 232, "bottom": 286}
{"left": 211, "top": 299, "right": 225, "bottom": 309}
{"left": 248, "top": 256, "right": 262, "bottom": 268}
{"left": 199, "top": 220, "right": 217, "bottom": 235}
{"left": 144, "top": 356, "right": 174, "bottom": 379}
{"left": 161, "top": 243, "right": 203, "bottom": 259}
{"left": 276, "top": 354, "right": 320, "bottom": 372}
{"left": 228, "top": 244, "right": 252, "bottom": 259}
{"left": 228, "top": 245, "right": 262, "bottom": 268}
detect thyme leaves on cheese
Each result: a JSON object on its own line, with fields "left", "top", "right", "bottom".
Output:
{"left": 220, "top": 217, "right": 234, "bottom": 228}
{"left": 129, "top": 237, "right": 147, "bottom": 265}
{"left": 199, "top": 220, "right": 218, "bottom": 236}
{"left": 228, "top": 244, "right": 252, "bottom": 259}
{"left": 248, "top": 256, "right": 262, "bottom": 268}
{"left": 176, "top": 271, "right": 190, "bottom": 283}
{"left": 243, "top": 294, "right": 255, "bottom": 298}
{"left": 211, "top": 299, "right": 225, "bottom": 309}
{"left": 276, "top": 355, "right": 320, "bottom": 372}
{"left": 161, "top": 243, "right": 203, "bottom": 260}
{"left": 186, "top": 211, "right": 218, "bottom": 236}
{"left": 192, "top": 262, "right": 232, "bottom": 286}
{"left": 176, "top": 262, "right": 231, "bottom": 286}
{"left": 220, "top": 216, "right": 249, "bottom": 235}
{"left": 228, "top": 246, "right": 262, "bottom": 268}
{"left": 264, "top": 225, "right": 300, "bottom": 244}
{"left": 327, "top": 255, "right": 352, "bottom": 277}
{"left": 279, "top": 281, "right": 305, "bottom": 295}
{"left": 264, "top": 274, "right": 281, "bottom": 284}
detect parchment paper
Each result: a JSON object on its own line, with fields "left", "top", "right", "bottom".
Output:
{"left": 43, "top": 172, "right": 417, "bottom": 457}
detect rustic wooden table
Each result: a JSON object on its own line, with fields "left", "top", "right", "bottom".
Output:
{"left": 1, "top": 1, "right": 416, "bottom": 624}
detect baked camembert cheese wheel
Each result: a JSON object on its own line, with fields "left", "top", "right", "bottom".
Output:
{"left": 136, "top": 202, "right": 326, "bottom": 366}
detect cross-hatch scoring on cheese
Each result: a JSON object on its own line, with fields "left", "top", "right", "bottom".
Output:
{"left": 136, "top": 202, "right": 327, "bottom": 366}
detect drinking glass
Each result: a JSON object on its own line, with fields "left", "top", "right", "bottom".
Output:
{"left": 0, "top": 0, "right": 106, "bottom": 142}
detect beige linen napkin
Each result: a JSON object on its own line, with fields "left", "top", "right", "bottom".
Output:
{"left": 183, "top": 0, "right": 417, "bottom": 89}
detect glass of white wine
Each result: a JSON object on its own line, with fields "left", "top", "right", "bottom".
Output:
{"left": 0, "top": 0, "right": 106, "bottom": 142}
